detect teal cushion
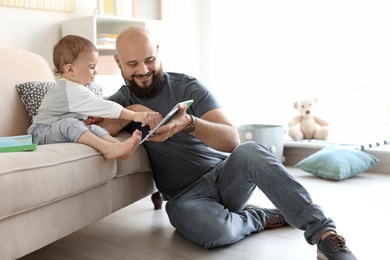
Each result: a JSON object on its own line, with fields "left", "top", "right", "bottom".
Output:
{"left": 295, "top": 146, "right": 379, "bottom": 180}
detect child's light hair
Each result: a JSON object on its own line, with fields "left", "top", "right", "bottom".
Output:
{"left": 53, "top": 35, "right": 97, "bottom": 76}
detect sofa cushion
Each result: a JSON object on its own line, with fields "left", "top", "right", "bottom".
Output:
{"left": 0, "top": 48, "right": 55, "bottom": 137}
{"left": 15, "top": 81, "right": 55, "bottom": 120}
{"left": 15, "top": 81, "right": 103, "bottom": 122}
{"left": 0, "top": 143, "right": 116, "bottom": 221}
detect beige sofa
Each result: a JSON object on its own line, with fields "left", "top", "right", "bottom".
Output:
{"left": 0, "top": 48, "right": 157, "bottom": 260}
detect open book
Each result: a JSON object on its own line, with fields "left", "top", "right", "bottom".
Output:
{"left": 140, "top": 99, "right": 194, "bottom": 144}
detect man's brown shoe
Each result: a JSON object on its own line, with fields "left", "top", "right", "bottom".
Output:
{"left": 244, "top": 205, "right": 289, "bottom": 229}
{"left": 317, "top": 233, "right": 357, "bottom": 260}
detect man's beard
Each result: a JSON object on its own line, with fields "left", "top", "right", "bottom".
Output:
{"left": 123, "top": 70, "right": 165, "bottom": 98}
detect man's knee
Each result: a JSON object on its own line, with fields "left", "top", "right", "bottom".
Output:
{"left": 232, "top": 141, "right": 272, "bottom": 162}
{"left": 169, "top": 202, "right": 233, "bottom": 249}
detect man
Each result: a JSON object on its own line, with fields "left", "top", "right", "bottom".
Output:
{"left": 98, "top": 26, "right": 357, "bottom": 260}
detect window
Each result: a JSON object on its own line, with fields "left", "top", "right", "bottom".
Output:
{"left": 207, "top": 0, "right": 390, "bottom": 142}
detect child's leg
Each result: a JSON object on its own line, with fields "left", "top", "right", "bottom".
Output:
{"left": 87, "top": 124, "right": 142, "bottom": 159}
{"left": 44, "top": 119, "right": 143, "bottom": 160}
{"left": 88, "top": 124, "right": 127, "bottom": 144}
{"left": 77, "top": 129, "right": 142, "bottom": 160}
{"left": 101, "top": 134, "right": 120, "bottom": 143}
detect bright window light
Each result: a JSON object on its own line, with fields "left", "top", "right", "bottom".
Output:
{"left": 207, "top": 0, "right": 390, "bottom": 142}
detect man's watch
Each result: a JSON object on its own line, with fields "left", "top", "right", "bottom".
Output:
{"left": 183, "top": 115, "right": 196, "bottom": 133}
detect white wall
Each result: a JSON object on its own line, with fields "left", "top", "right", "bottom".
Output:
{"left": 158, "top": 0, "right": 202, "bottom": 77}
{"left": 0, "top": 0, "right": 201, "bottom": 76}
{"left": 0, "top": 1, "right": 98, "bottom": 67}
{"left": 0, "top": 0, "right": 203, "bottom": 97}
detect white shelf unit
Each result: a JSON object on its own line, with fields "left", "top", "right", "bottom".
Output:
{"left": 61, "top": 15, "right": 161, "bottom": 55}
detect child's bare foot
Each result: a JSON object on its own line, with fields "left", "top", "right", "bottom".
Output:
{"left": 100, "top": 130, "right": 142, "bottom": 160}
{"left": 119, "top": 130, "right": 142, "bottom": 160}
{"left": 101, "top": 141, "right": 133, "bottom": 160}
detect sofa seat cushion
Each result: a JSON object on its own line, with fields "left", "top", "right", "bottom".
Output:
{"left": 114, "top": 131, "right": 152, "bottom": 177}
{"left": 0, "top": 143, "right": 116, "bottom": 221}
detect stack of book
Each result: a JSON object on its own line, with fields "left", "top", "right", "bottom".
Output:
{"left": 96, "top": 33, "right": 117, "bottom": 46}
{"left": 0, "top": 134, "right": 37, "bottom": 153}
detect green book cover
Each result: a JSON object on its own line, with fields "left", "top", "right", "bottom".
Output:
{"left": 0, "top": 144, "right": 37, "bottom": 153}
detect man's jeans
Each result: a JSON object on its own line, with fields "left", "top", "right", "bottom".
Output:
{"left": 165, "top": 141, "right": 336, "bottom": 248}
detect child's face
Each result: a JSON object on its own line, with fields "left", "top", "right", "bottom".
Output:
{"left": 70, "top": 51, "right": 98, "bottom": 86}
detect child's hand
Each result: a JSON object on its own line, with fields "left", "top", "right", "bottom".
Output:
{"left": 133, "top": 111, "right": 160, "bottom": 128}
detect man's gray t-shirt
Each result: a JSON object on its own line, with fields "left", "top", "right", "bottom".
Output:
{"left": 109, "top": 72, "right": 228, "bottom": 197}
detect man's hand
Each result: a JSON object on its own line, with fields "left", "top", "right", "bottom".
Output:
{"left": 83, "top": 116, "right": 103, "bottom": 126}
{"left": 96, "top": 104, "right": 162, "bottom": 136}
{"left": 147, "top": 105, "right": 240, "bottom": 152}
{"left": 146, "top": 104, "right": 189, "bottom": 142}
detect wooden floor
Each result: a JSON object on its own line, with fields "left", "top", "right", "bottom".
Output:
{"left": 20, "top": 168, "right": 390, "bottom": 260}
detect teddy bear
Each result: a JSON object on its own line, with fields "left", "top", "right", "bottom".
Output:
{"left": 287, "top": 97, "right": 330, "bottom": 140}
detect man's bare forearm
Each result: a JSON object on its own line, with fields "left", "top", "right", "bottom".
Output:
{"left": 191, "top": 108, "right": 240, "bottom": 152}
{"left": 192, "top": 118, "right": 240, "bottom": 152}
{"left": 97, "top": 104, "right": 154, "bottom": 136}
{"left": 97, "top": 117, "right": 130, "bottom": 136}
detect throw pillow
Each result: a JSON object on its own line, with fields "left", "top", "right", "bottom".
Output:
{"left": 15, "top": 81, "right": 55, "bottom": 121}
{"left": 15, "top": 81, "right": 103, "bottom": 122}
{"left": 86, "top": 83, "right": 103, "bottom": 98}
{"left": 294, "top": 145, "right": 379, "bottom": 180}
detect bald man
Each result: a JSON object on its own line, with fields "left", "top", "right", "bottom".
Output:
{"left": 98, "top": 26, "right": 356, "bottom": 260}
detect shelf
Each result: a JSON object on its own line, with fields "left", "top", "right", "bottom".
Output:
{"left": 61, "top": 15, "right": 161, "bottom": 54}
{"left": 96, "top": 44, "right": 115, "bottom": 50}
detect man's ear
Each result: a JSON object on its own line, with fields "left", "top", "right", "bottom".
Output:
{"left": 114, "top": 54, "right": 121, "bottom": 69}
